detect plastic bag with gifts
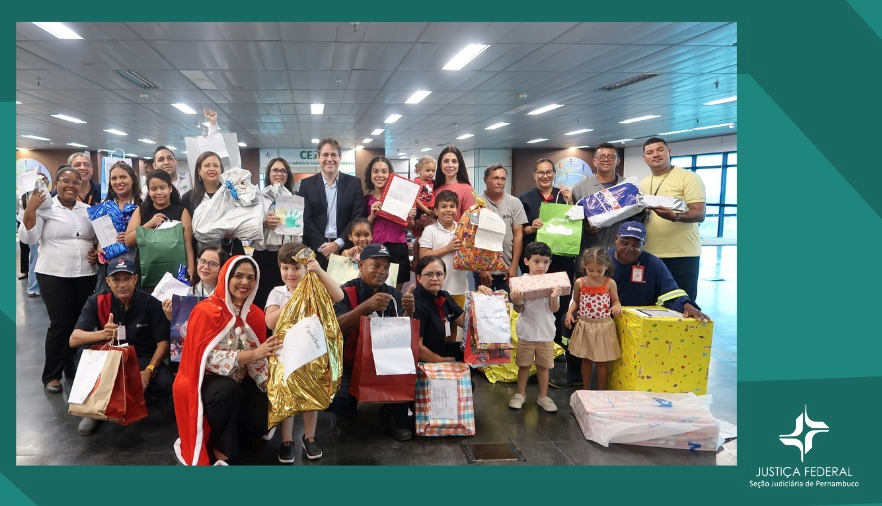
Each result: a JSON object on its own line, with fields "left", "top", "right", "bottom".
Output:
{"left": 452, "top": 197, "right": 506, "bottom": 272}
{"left": 461, "top": 291, "right": 512, "bottom": 366}
{"left": 88, "top": 200, "right": 137, "bottom": 260}
{"left": 578, "top": 178, "right": 644, "bottom": 228}
{"left": 253, "top": 184, "right": 302, "bottom": 250}
{"left": 191, "top": 168, "right": 263, "bottom": 245}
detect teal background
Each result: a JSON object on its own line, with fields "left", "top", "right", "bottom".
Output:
{"left": 6, "top": 1, "right": 882, "bottom": 504}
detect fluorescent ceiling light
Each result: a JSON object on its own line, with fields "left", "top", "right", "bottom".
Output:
{"left": 704, "top": 96, "right": 737, "bottom": 106}
{"left": 33, "top": 22, "right": 82, "bottom": 39}
{"left": 527, "top": 104, "right": 564, "bottom": 115}
{"left": 526, "top": 138, "right": 548, "bottom": 144}
{"left": 371, "top": 129, "right": 385, "bottom": 136}
{"left": 619, "top": 115, "right": 660, "bottom": 124}
{"left": 182, "top": 151, "right": 188, "bottom": 155}
{"left": 138, "top": 138, "right": 155, "bottom": 144}
{"left": 485, "top": 122, "right": 509, "bottom": 130}
{"left": 363, "top": 138, "right": 373, "bottom": 143}
{"left": 565, "top": 128, "right": 594, "bottom": 135}
{"left": 396, "top": 152, "right": 407, "bottom": 157}
{"left": 405, "top": 90, "right": 432, "bottom": 104}
{"left": 15, "top": 101, "right": 22, "bottom": 105}
{"left": 17, "top": 148, "right": 30, "bottom": 152}
{"left": 356, "top": 145, "right": 364, "bottom": 150}
{"left": 658, "top": 129, "right": 693, "bottom": 136}
{"left": 166, "top": 146, "right": 177, "bottom": 151}
{"left": 384, "top": 114, "right": 402, "bottom": 124}
{"left": 144, "top": 157, "right": 152, "bottom": 160}
{"left": 442, "top": 44, "right": 490, "bottom": 70}
{"left": 104, "top": 129, "right": 127, "bottom": 136}
{"left": 456, "top": 134, "right": 474, "bottom": 140}
{"left": 573, "top": 145, "right": 591, "bottom": 149}
{"left": 124, "top": 153, "right": 138, "bottom": 158}
{"left": 51, "top": 114, "right": 86, "bottom": 124}
{"left": 692, "top": 123, "right": 734, "bottom": 131}
{"left": 22, "top": 134, "right": 50, "bottom": 141}
{"left": 311, "top": 138, "right": 319, "bottom": 144}
{"left": 608, "top": 138, "right": 634, "bottom": 143}
{"left": 311, "top": 103, "right": 324, "bottom": 115}
{"left": 171, "top": 103, "right": 198, "bottom": 114}
{"left": 238, "top": 142, "right": 247, "bottom": 147}
{"left": 421, "top": 148, "right": 432, "bottom": 152}
{"left": 66, "top": 142, "right": 88, "bottom": 148}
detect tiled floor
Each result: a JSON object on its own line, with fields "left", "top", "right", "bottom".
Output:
{"left": 15, "top": 245, "right": 736, "bottom": 466}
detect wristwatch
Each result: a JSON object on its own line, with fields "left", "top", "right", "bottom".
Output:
{"left": 673, "top": 214, "right": 681, "bottom": 222}
{"left": 146, "top": 364, "right": 157, "bottom": 378}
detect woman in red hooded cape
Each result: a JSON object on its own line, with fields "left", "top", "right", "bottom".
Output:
{"left": 173, "top": 255, "right": 282, "bottom": 465}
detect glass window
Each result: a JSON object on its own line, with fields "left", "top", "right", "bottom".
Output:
{"left": 697, "top": 168, "right": 722, "bottom": 204}
{"left": 672, "top": 156, "right": 693, "bottom": 168}
{"left": 727, "top": 153, "right": 737, "bottom": 165}
{"left": 722, "top": 213, "right": 737, "bottom": 240}
{"left": 700, "top": 205, "right": 720, "bottom": 239}
{"left": 725, "top": 166, "right": 737, "bottom": 205}
{"left": 696, "top": 153, "right": 723, "bottom": 166}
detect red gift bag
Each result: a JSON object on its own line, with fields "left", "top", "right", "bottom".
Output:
{"left": 350, "top": 315, "right": 421, "bottom": 402}
{"left": 68, "top": 344, "right": 148, "bottom": 426}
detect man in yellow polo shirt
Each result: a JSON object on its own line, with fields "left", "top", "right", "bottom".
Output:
{"left": 638, "top": 137, "right": 706, "bottom": 303}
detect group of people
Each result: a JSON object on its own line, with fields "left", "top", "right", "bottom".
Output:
{"left": 19, "top": 133, "right": 712, "bottom": 465}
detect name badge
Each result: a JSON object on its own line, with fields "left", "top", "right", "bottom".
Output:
{"left": 631, "top": 265, "right": 645, "bottom": 284}
{"left": 444, "top": 320, "right": 451, "bottom": 338}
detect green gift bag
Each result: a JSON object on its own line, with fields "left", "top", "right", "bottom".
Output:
{"left": 535, "top": 202, "right": 582, "bottom": 257}
{"left": 136, "top": 223, "right": 186, "bottom": 288}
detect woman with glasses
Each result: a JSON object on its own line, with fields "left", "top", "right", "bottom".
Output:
{"left": 162, "top": 246, "right": 230, "bottom": 320}
{"left": 251, "top": 157, "right": 298, "bottom": 310}
{"left": 18, "top": 166, "right": 98, "bottom": 394}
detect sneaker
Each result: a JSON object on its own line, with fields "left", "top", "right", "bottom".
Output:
{"left": 78, "top": 417, "right": 101, "bottom": 436}
{"left": 27, "top": 292, "right": 40, "bottom": 298}
{"left": 301, "top": 436, "right": 323, "bottom": 460}
{"left": 262, "top": 426, "right": 277, "bottom": 441}
{"left": 508, "top": 393, "right": 526, "bottom": 409}
{"left": 381, "top": 407, "right": 413, "bottom": 441}
{"left": 278, "top": 441, "right": 295, "bottom": 464}
{"left": 537, "top": 396, "right": 558, "bottom": 413}
{"left": 548, "top": 371, "right": 581, "bottom": 389}
{"left": 213, "top": 460, "right": 229, "bottom": 466}
{"left": 45, "top": 380, "right": 62, "bottom": 394}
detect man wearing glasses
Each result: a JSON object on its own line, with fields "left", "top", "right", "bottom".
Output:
{"left": 571, "top": 143, "right": 633, "bottom": 251}
{"left": 298, "top": 138, "right": 365, "bottom": 269}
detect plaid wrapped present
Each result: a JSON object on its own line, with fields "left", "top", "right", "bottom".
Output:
{"left": 415, "top": 362, "right": 475, "bottom": 436}
{"left": 452, "top": 198, "right": 506, "bottom": 272}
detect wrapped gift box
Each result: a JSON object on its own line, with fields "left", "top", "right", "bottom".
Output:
{"left": 578, "top": 180, "right": 643, "bottom": 228}
{"left": 610, "top": 307, "right": 713, "bottom": 394}
{"left": 570, "top": 390, "right": 722, "bottom": 451}
{"left": 415, "top": 362, "right": 475, "bottom": 436}
{"left": 508, "top": 271, "right": 572, "bottom": 301}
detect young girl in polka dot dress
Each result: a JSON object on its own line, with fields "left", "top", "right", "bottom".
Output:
{"left": 564, "top": 247, "right": 622, "bottom": 390}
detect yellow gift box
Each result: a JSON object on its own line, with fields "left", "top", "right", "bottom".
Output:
{"left": 609, "top": 307, "right": 713, "bottom": 394}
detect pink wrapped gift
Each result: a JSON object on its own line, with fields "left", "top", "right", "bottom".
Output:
{"left": 508, "top": 272, "right": 571, "bottom": 301}
{"left": 570, "top": 390, "right": 722, "bottom": 451}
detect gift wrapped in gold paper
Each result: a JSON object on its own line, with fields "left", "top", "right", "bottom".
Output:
{"left": 266, "top": 248, "right": 343, "bottom": 427}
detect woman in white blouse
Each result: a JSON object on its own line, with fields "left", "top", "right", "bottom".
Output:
{"left": 19, "top": 166, "right": 98, "bottom": 394}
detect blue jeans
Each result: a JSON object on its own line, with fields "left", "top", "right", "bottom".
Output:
{"left": 27, "top": 244, "right": 39, "bottom": 294}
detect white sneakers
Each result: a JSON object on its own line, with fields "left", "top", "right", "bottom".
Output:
{"left": 508, "top": 393, "right": 526, "bottom": 409}
{"left": 537, "top": 396, "right": 558, "bottom": 413}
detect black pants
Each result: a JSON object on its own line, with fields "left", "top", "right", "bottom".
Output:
{"left": 19, "top": 239, "right": 29, "bottom": 274}
{"left": 251, "top": 248, "right": 281, "bottom": 313}
{"left": 328, "top": 364, "right": 357, "bottom": 418}
{"left": 660, "top": 256, "right": 701, "bottom": 304}
{"left": 201, "top": 375, "right": 268, "bottom": 461}
{"left": 37, "top": 273, "right": 96, "bottom": 384}
{"left": 137, "top": 355, "right": 173, "bottom": 399}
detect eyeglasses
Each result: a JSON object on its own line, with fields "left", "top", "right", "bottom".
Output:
{"left": 269, "top": 168, "right": 288, "bottom": 175}
{"left": 594, "top": 155, "right": 618, "bottom": 161}
{"left": 57, "top": 177, "right": 83, "bottom": 187}
{"left": 319, "top": 152, "right": 340, "bottom": 159}
{"left": 420, "top": 271, "right": 446, "bottom": 279}
{"left": 534, "top": 170, "right": 555, "bottom": 177}
{"left": 198, "top": 258, "right": 220, "bottom": 269}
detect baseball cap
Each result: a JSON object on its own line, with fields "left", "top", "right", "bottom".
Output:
{"left": 360, "top": 243, "right": 394, "bottom": 261}
{"left": 107, "top": 253, "right": 138, "bottom": 275}
{"left": 617, "top": 221, "right": 646, "bottom": 242}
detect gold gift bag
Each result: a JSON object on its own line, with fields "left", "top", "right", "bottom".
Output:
{"left": 266, "top": 249, "right": 343, "bottom": 427}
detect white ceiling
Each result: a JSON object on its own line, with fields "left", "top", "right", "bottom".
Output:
{"left": 16, "top": 22, "right": 737, "bottom": 158}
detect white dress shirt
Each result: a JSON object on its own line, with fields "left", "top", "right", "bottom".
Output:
{"left": 18, "top": 196, "right": 97, "bottom": 278}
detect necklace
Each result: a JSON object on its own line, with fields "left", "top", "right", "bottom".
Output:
{"left": 650, "top": 169, "right": 672, "bottom": 195}
{"left": 227, "top": 306, "right": 245, "bottom": 349}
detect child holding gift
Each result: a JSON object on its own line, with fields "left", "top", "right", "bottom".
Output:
{"left": 418, "top": 190, "right": 468, "bottom": 309}
{"left": 340, "top": 218, "right": 372, "bottom": 259}
{"left": 508, "top": 241, "right": 561, "bottom": 413}
{"left": 265, "top": 242, "right": 344, "bottom": 463}
{"left": 564, "top": 247, "right": 622, "bottom": 390}
{"left": 365, "top": 156, "right": 415, "bottom": 290}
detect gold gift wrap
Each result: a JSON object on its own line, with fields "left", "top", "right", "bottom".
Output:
{"left": 266, "top": 251, "right": 343, "bottom": 427}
